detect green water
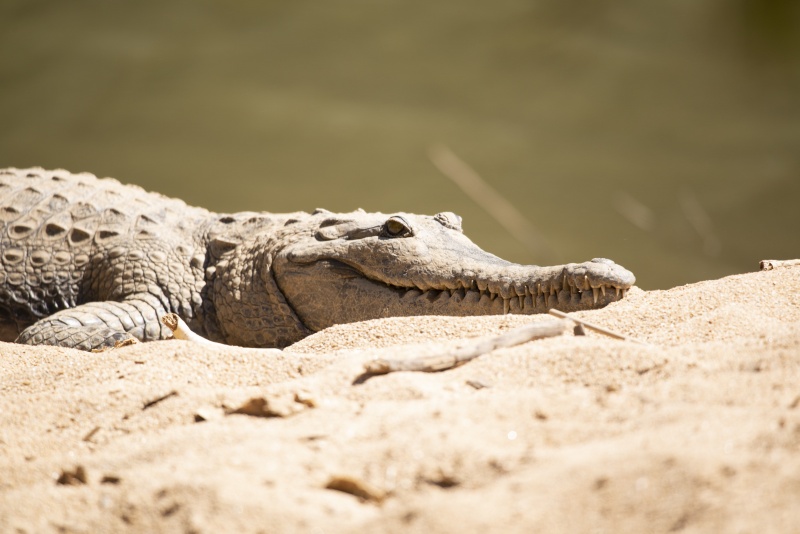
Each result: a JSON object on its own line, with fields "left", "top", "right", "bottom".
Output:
{"left": 1, "top": 0, "right": 798, "bottom": 289}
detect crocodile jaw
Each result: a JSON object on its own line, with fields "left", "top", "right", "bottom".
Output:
{"left": 274, "top": 257, "right": 633, "bottom": 333}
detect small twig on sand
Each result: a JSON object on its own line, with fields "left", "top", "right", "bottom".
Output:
{"left": 364, "top": 319, "right": 569, "bottom": 375}
{"left": 161, "top": 313, "right": 282, "bottom": 354}
{"left": 143, "top": 390, "right": 178, "bottom": 410}
{"left": 325, "top": 475, "right": 386, "bottom": 503}
{"left": 547, "top": 309, "right": 649, "bottom": 345}
{"left": 82, "top": 426, "right": 101, "bottom": 442}
{"left": 760, "top": 259, "right": 800, "bottom": 271}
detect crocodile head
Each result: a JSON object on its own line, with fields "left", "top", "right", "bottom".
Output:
{"left": 272, "top": 210, "right": 635, "bottom": 333}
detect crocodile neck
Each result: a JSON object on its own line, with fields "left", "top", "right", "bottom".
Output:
{"left": 210, "top": 230, "right": 312, "bottom": 348}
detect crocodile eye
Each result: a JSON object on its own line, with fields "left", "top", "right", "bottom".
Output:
{"left": 383, "top": 216, "right": 413, "bottom": 238}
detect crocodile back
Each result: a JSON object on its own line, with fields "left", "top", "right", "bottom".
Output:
{"left": 0, "top": 167, "right": 211, "bottom": 340}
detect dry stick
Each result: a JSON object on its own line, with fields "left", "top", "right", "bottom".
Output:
{"left": 760, "top": 259, "right": 800, "bottom": 271}
{"left": 428, "top": 145, "right": 559, "bottom": 264}
{"left": 82, "top": 426, "right": 101, "bottom": 442}
{"left": 161, "top": 313, "right": 282, "bottom": 354}
{"left": 164, "top": 312, "right": 569, "bottom": 374}
{"left": 364, "top": 319, "right": 569, "bottom": 375}
{"left": 547, "top": 309, "right": 649, "bottom": 345}
{"left": 142, "top": 390, "right": 178, "bottom": 410}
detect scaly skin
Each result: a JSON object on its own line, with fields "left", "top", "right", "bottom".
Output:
{"left": 0, "top": 168, "right": 635, "bottom": 351}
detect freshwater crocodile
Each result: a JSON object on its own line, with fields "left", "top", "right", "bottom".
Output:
{"left": 0, "top": 167, "right": 635, "bottom": 351}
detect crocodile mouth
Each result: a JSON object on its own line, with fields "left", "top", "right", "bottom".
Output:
{"left": 317, "top": 259, "right": 629, "bottom": 315}
{"left": 388, "top": 276, "right": 627, "bottom": 314}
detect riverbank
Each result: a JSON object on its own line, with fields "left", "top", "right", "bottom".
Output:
{"left": 2, "top": 265, "right": 799, "bottom": 533}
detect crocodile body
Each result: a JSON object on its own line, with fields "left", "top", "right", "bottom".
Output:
{"left": 0, "top": 167, "right": 635, "bottom": 351}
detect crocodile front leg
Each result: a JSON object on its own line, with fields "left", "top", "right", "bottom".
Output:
{"left": 15, "top": 294, "right": 171, "bottom": 351}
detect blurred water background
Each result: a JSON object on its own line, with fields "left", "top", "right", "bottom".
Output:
{"left": 1, "top": 0, "right": 798, "bottom": 289}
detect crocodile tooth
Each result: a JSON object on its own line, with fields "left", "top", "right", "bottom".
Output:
{"left": 584, "top": 275, "right": 590, "bottom": 290}
{"left": 537, "top": 282, "right": 542, "bottom": 295}
{"left": 621, "top": 289, "right": 628, "bottom": 298}
{"left": 615, "top": 287, "right": 621, "bottom": 299}
{"left": 592, "top": 287, "right": 599, "bottom": 304}
{"left": 550, "top": 285, "right": 556, "bottom": 296}
{"left": 518, "top": 295, "right": 524, "bottom": 309}
{"left": 503, "top": 298, "right": 510, "bottom": 314}
{"left": 601, "top": 285, "right": 606, "bottom": 297}
{"left": 523, "top": 285, "right": 530, "bottom": 296}
{"left": 570, "top": 285, "right": 576, "bottom": 295}
{"left": 562, "top": 275, "right": 568, "bottom": 291}
{"left": 544, "top": 293, "right": 550, "bottom": 307}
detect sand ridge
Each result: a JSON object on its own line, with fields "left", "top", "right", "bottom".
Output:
{"left": 1, "top": 266, "right": 799, "bottom": 533}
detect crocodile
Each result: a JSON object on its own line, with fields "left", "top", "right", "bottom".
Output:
{"left": 0, "top": 167, "right": 635, "bottom": 351}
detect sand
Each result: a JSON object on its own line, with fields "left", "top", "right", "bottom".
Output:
{"left": 1, "top": 265, "right": 799, "bottom": 533}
